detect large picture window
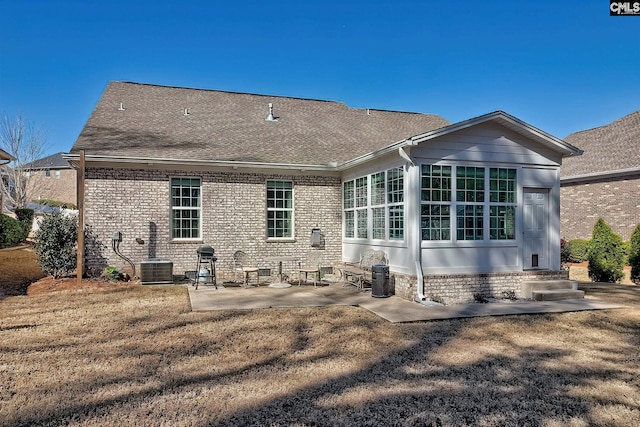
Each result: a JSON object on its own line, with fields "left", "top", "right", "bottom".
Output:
{"left": 267, "top": 180, "right": 293, "bottom": 238}
{"left": 421, "top": 165, "right": 517, "bottom": 242}
{"left": 171, "top": 177, "right": 201, "bottom": 239}
{"left": 343, "top": 167, "right": 404, "bottom": 241}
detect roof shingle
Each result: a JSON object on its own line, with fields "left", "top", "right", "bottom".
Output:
{"left": 562, "top": 109, "right": 640, "bottom": 177}
{"left": 70, "top": 82, "right": 451, "bottom": 165}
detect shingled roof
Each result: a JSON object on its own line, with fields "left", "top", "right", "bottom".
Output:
{"left": 23, "top": 152, "right": 71, "bottom": 169}
{"left": 70, "top": 82, "right": 451, "bottom": 166}
{"left": 562, "top": 109, "right": 640, "bottom": 179}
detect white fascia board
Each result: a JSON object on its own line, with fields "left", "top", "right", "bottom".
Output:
{"left": 63, "top": 153, "right": 338, "bottom": 172}
{"left": 561, "top": 167, "right": 640, "bottom": 184}
{"left": 337, "top": 138, "right": 412, "bottom": 171}
{"left": 410, "top": 111, "right": 583, "bottom": 158}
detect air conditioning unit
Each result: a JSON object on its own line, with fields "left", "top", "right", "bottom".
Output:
{"left": 139, "top": 259, "right": 173, "bottom": 285}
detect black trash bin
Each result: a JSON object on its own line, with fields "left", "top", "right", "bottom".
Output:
{"left": 371, "top": 264, "right": 390, "bottom": 298}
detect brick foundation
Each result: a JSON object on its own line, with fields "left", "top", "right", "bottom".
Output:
{"left": 391, "top": 270, "right": 569, "bottom": 305}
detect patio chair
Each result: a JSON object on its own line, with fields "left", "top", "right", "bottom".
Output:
{"left": 298, "top": 252, "right": 321, "bottom": 287}
{"left": 233, "top": 250, "right": 260, "bottom": 287}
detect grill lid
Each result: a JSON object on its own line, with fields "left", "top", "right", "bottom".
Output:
{"left": 197, "top": 245, "right": 215, "bottom": 258}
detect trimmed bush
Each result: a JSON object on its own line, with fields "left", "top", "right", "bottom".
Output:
{"left": 629, "top": 224, "right": 640, "bottom": 284}
{"left": 587, "top": 218, "right": 625, "bottom": 283}
{"left": 566, "top": 239, "right": 590, "bottom": 263}
{"left": 34, "top": 213, "right": 78, "bottom": 279}
{"left": 35, "top": 199, "right": 77, "bottom": 210}
{"left": 0, "top": 214, "right": 27, "bottom": 248}
{"left": 14, "top": 208, "right": 34, "bottom": 226}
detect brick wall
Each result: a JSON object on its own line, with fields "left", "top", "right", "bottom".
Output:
{"left": 561, "top": 174, "right": 640, "bottom": 241}
{"left": 27, "top": 168, "right": 77, "bottom": 205}
{"left": 392, "top": 270, "right": 568, "bottom": 305}
{"left": 83, "top": 167, "right": 342, "bottom": 279}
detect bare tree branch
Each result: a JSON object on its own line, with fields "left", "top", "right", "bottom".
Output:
{"left": 0, "top": 113, "right": 48, "bottom": 211}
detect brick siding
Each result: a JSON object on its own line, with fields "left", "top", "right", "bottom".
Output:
{"left": 83, "top": 167, "right": 342, "bottom": 279}
{"left": 392, "top": 270, "right": 568, "bottom": 305}
{"left": 561, "top": 174, "right": 640, "bottom": 241}
{"left": 27, "top": 168, "right": 77, "bottom": 205}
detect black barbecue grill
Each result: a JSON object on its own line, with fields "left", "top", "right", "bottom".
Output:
{"left": 194, "top": 245, "right": 217, "bottom": 289}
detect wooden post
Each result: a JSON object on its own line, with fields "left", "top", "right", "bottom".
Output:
{"left": 76, "top": 150, "right": 85, "bottom": 286}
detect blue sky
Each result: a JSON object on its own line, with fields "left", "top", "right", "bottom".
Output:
{"left": 1, "top": 0, "right": 639, "bottom": 155}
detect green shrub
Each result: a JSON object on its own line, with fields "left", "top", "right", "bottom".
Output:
{"left": 621, "top": 240, "right": 631, "bottom": 265}
{"left": 629, "top": 224, "right": 640, "bottom": 284}
{"left": 0, "top": 213, "right": 27, "bottom": 248}
{"left": 35, "top": 199, "right": 77, "bottom": 210}
{"left": 14, "top": 208, "right": 34, "bottom": 226}
{"left": 34, "top": 213, "right": 78, "bottom": 279}
{"left": 566, "top": 239, "right": 590, "bottom": 263}
{"left": 587, "top": 218, "right": 625, "bottom": 283}
{"left": 101, "top": 266, "right": 125, "bottom": 283}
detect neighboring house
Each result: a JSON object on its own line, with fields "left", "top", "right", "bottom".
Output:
{"left": 561, "top": 110, "right": 640, "bottom": 241}
{"left": 22, "top": 152, "right": 77, "bottom": 207}
{"left": 65, "top": 81, "right": 581, "bottom": 303}
{"left": 1, "top": 148, "right": 16, "bottom": 212}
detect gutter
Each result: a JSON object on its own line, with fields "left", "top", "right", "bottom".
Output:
{"left": 561, "top": 166, "right": 640, "bottom": 184}
{"left": 63, "top": 153, "right": 340, "bottom": 172}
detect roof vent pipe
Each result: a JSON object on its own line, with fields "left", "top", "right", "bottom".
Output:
{"left": 266, "top": 103, "right": 277, "bottom": 121}
{"left": 184, "top": 108, "right": 190, "bottom": 116}
{"left": 118, "top": 103, "right": 125, "bottom": 111}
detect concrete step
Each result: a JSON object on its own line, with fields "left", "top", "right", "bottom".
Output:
{"left": 532, "top": 289, "right": 585, "bottom": 301}
{"left": 521, "top": 280, "right": 578, "bottom": 298}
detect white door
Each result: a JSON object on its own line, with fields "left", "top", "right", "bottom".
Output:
{"left": 523, "top": 189, "right": 549, "bottom": 270}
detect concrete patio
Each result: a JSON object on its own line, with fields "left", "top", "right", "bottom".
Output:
{"left": 187, "top": 282, "right": 625, "bottom": 323}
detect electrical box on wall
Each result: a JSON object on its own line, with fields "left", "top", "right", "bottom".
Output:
{"left": 112, "top": 231, "right": 122, "bottom": 242}
{"left": 310, "top": 228, "right": 321, "bottom": 247}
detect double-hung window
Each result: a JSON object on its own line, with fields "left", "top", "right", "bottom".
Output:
{"left": 456, "top": 167, "right": 485, "bottom": 240}
{"left": 421, "top": 165, "right": 452, "bottom": 240}
{"left": 489, "top": 168, "right": 517, "bottom": 240}
{"left": 267, "top": 180, "right": 294, "bottom": 238}
{"left": 387, "top": 168, "right": 404, "bottom": 240}
{"left": 171, "top": 177, "right": 201, "bottom": 239}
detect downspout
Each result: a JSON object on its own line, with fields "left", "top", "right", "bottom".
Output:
{"left": 399, "top": 145, "right": 426, "bottom": 301}
{"left": 415, "top": 260, "right": 425, "bottom": 301}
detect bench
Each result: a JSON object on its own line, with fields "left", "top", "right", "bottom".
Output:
{"left": 340, "top": 249, "right": 389, "bottom": 290}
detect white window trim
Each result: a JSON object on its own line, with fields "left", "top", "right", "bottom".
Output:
{"left": 169, "top": 176, "right": 203, "bottom": 241}
{"left": 342, "top": 167, "right": 405, "bottom": 243}
{"left": 421, "top": 163, "right": 520, "bottom": 247}
{"left": 266, "top": 179, "right": 295, "bottom": 241}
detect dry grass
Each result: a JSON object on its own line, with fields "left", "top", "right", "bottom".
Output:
{"left": 1, "top": 250, "right": 639, "bottom": 426}
{"left": 0, "top": 245, "right": 45, "bottom": 297}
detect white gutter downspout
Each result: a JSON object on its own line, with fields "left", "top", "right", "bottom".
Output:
{"left": 399, "top": 145, "right": 425, "bottom": 301}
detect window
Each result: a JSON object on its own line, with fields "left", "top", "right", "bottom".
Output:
{"left": 489, "top": 168, "right": 517, "bottom": 239}
{"left": 55, "top": 170, "right": 61, "bottom": 180}
{"left": 267, "top": 180, "right": 293, "bottom": 238}
{"left": 421, "top": 165, "right": 517, "bottom": 242}
{"left": 457, "top": 205, "right": 484, "bottom": 240}
{"left": 422, "top": 204, "right": 451, "bottom": 240}
{"left": 387, "top": 168, "right": 404, "bottom": 240}
{"left": 355, "top": 177, "right": 368, "bottom": 239}
{"left": 45, "top": 168, "right": 51, "bottom": 178}
{"left": 171, "top": 177, "right": 201, "bottom": 239}
{"left": 342, "top": 167, "right": 405, "bottom": 241}
{"left": 343, "top": 181, "right": 355, "bottom": 238}
{"left": 456, "top": 167, "right": 484, "bottom": 240}
{"left": 421, "top": 165, "right": 452, "bottom": 240}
